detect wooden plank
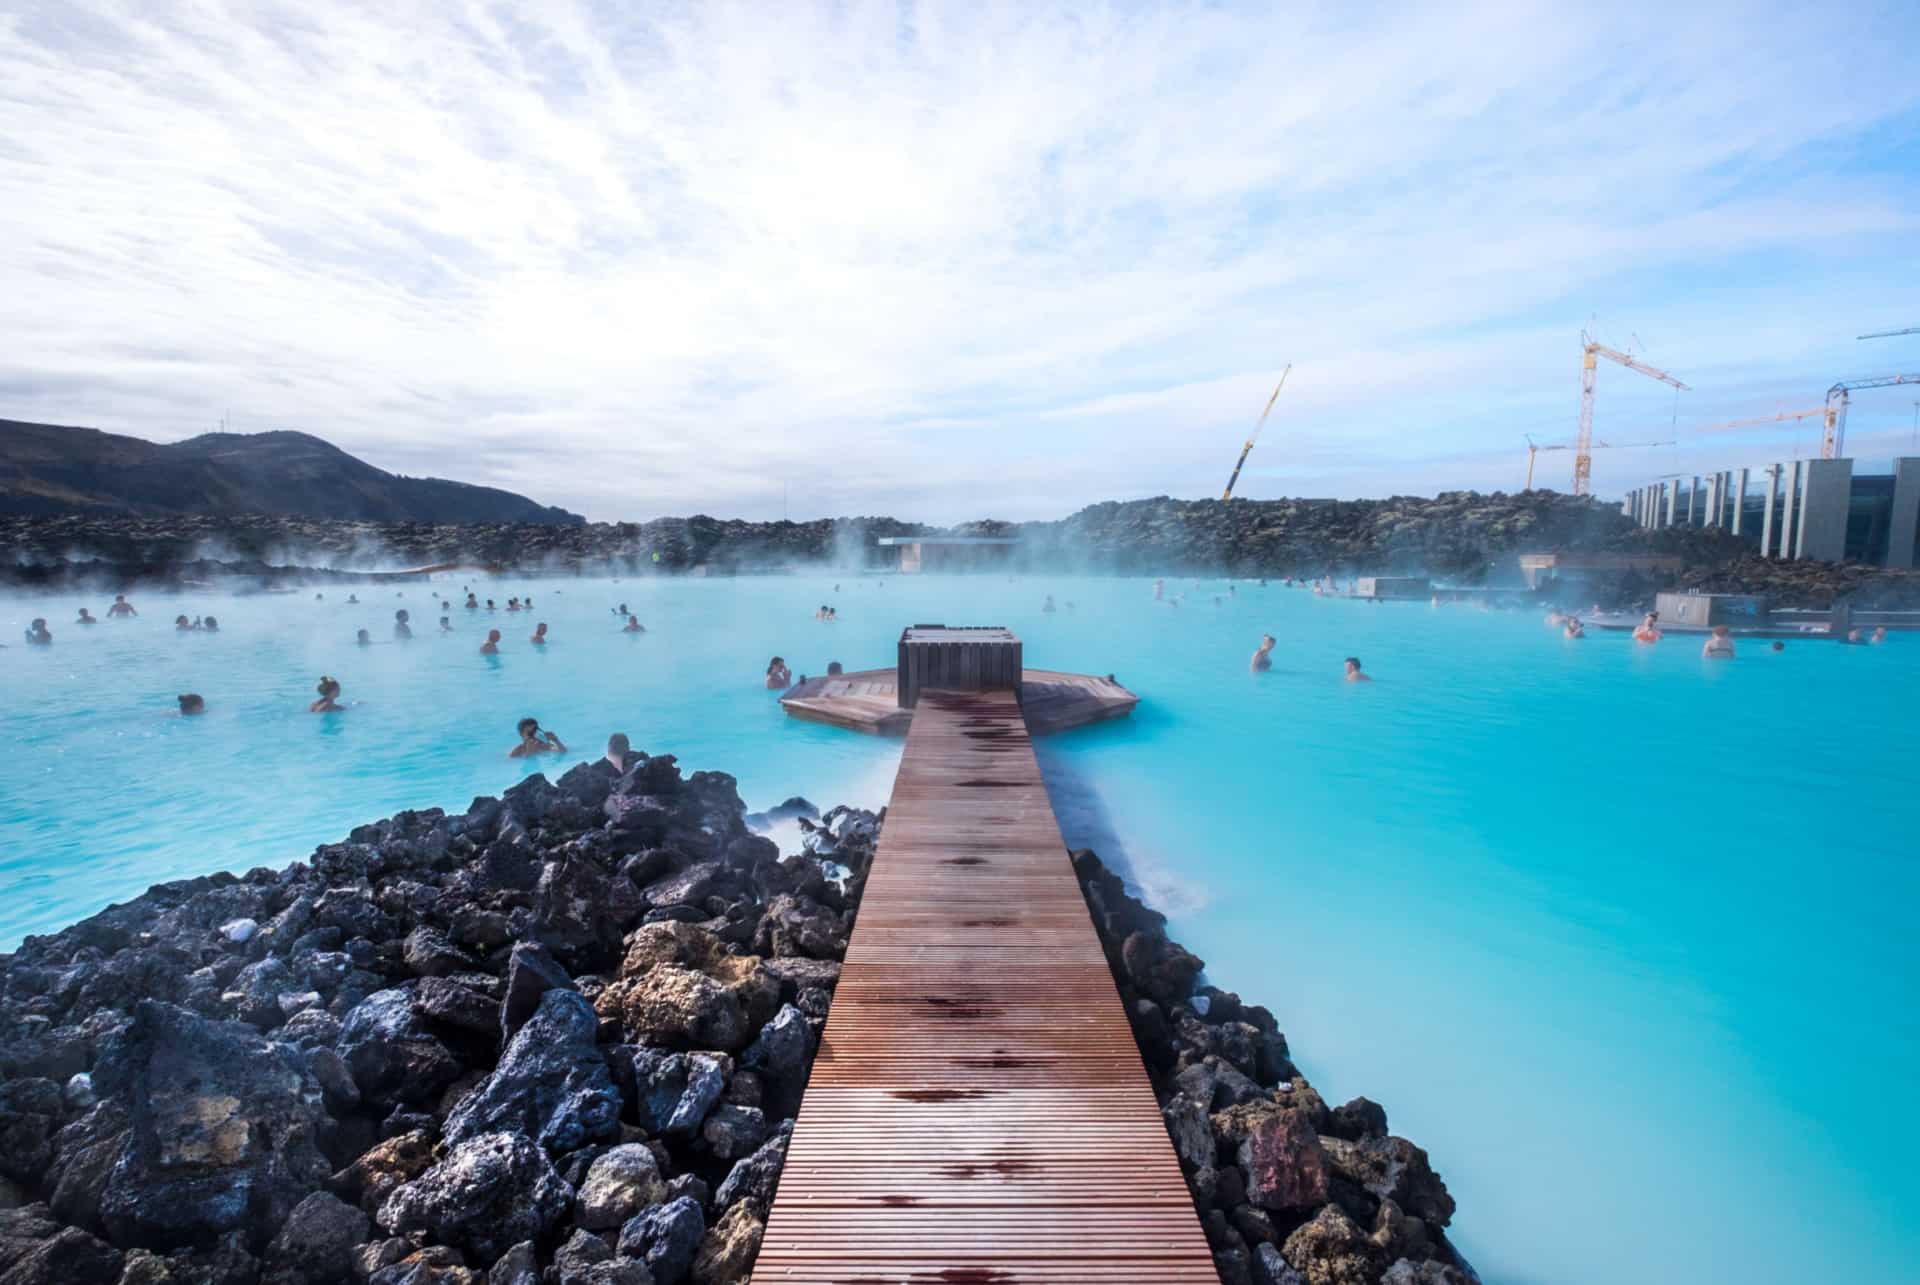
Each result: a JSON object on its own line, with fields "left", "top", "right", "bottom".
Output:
{"left": 754, "top": 689, "right": 1211, "bottom": 1283}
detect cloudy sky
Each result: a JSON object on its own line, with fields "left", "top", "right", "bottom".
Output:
{"left": 3, "top": 1, "right": 1918, "bottom": 522}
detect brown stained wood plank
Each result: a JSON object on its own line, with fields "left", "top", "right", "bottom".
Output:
{"left": 752, "top": 688, "right": 1211, "bottom": 1284}
{"left": 781, "top": 668, "right": 1138, "bottom": 738}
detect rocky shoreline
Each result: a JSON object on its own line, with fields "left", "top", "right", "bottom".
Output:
{"left": 0, "top": 748, "right": 1471, "bottom": 1285}
{"left": 7, "top": 495, "right": 1916, "bottom": 610}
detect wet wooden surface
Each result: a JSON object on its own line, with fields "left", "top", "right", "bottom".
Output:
{"left": 780, "top": 668, "right": 1138, "bottom": 737}
{"left": 752, "top": 688, "right": 1214, "bottom": 1284}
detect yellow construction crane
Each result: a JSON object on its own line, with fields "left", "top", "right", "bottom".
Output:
{"left": 1524, "top": 433, "right": 1674, "bottom": 490}
{"left": 1220, "top": 365, "right": 1291, "bottom": 501}
{"left": 1575, "top": 329, "right": 1688, "bottom": 496}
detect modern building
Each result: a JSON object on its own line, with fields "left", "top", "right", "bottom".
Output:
{"left": 1622, "top": 457, "right": 1920, "bottom": 567}
{"left": 875, "top": 535, "right": 1020, "bottom": 573}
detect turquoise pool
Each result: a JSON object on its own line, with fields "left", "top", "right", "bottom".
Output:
{"left": 2, "top": 574, "right": 1914, "bottom": 1284}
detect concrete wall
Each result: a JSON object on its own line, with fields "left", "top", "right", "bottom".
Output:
{"left": 1890, "top": 458, "right": 1920, "bottom": 571}
{"left": 1796, "top": 458, "right": 1854, "bottom": 563}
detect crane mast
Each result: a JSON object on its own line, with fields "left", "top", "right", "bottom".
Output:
{"left": 1575, "top": 330, "right": 1688, "bottom": 496}
{"left": 1220, "top": 365, "right": 1291, "bottom": 501}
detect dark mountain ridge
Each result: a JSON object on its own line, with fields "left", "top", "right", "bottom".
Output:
{"left": 0, "top": 419, "right": 583, "bottom": 525}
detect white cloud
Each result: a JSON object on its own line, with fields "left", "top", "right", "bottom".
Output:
{"left": 1, "top": 0, "right": 1917, "bottom": 520}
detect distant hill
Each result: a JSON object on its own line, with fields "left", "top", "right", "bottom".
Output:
{"left": 0, "top": 420, "right": 584, "bottom": 524}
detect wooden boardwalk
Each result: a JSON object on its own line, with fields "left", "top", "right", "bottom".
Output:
{"left": 753, "top": 688, "right": 1214, "bottom": 1284}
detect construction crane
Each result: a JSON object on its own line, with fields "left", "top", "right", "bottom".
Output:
{"left": 1858, "top": 327, "right": 1920, "bottom": 340}
{"left": 1822, "top": 374, "right": 1920, "bottom": 458}
{"left": 1575, "top": 329, "right": 1688, "bottom": 496}
{"left": 1524, "top": 433, "right": 1674, "bottom": 490}
{"left": 1220, "top": 365, "right": 1291, "bottom": 501}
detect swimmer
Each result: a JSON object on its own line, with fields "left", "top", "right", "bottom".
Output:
{"left": 356, "top": 629, "right": 371, "bottom": 646}
{"left": 507, "top": 598, "right": 520, "bottom": 612}
{"left": 1701, "top": 625, "right": 1736, "bottom": 659}
{"left": 623, "top": 615, "right": 645, "bottom": 633}
{"left": 1250, "top": 634, "right": 1275, "bottom": 672}
{"left": 1153, "top": 579, "right": 1165, "bottom": 600}
{"left": 465, "top": 594, "right": 479, "bottom": 609}
{"left": 480, "top": 629, "right": 501, "bottom": 655}
{"left": 605, "top": 732, "right": 632, "bottom": 772}
{"left": 177, "top": 693, "right": 205, "bottom": 716}
{"left": 1870, "top": 626, "right": 1888, "bottom": 645}
{"left": 1042, "top": 595, "right": 1057, "bottom": 613}
{"left": 509, "top": 717, "right": 566, "bottom": 758}
{"left": 1771, "top": 641, "right": 1785, "bottom": 652}
{"left": 1344, "top": 656, "right": 1371, "bottom": 682}
{"left": 825, "top": 606, "right": 836, "bottom": 621}
{"left": 1213, "top": 596, "right": 1224, "bottom": 608}
{"left": 24, "top": 618, "right": 52, "bottom": 646}
{"left": 827, "top": 661, "right": 844, "bottom": 676}
{"left": 1633, "top": 613, "right": 1662, "bottom": 643}
{"left": 486, "top": 599, "right": 496, "bottom": 611}
{"left": 347, "top": 594, "right": 359, "bottom": 605}
{"left": 107, "top": 594, "right": 137, "bottom": 617}
{"left": 77, "top": 607, "right": 97, "bottom": 625}
{"left": 315, "top": 593, "right": 325, "bottom": 601}
{"left": 175, "top": 615, "right": 195, "bottom": 631}
{"left": 524, "top": 596, "right": 533, "bottom": 609}
{"left": 815, "top": 604, "right": 830, "bottom": 620}
{"left": 439, "top": 616, "right": 452, "bottom": 632}
{"left": 310, "top": 676, "right": 345, "bottom": 712}
{"left": 1846, "top": 628, "right": 1863, "bottom": 644}
{"left": 765, "top": 656, "right": 791, "bottom": 689}
{"left": 530, "top": 622, "right": 548, "bottom": 645}
{"left": 202, "top": 615, "right": 219, "bottom": 633}
{"left": 394, "top": 609, "right": 412, "bottom": 640}
{"left": 1563, "top": 617, "right": 1584, "bottom": 639}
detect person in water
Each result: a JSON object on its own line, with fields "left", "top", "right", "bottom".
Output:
{"left": 24, "top": 618, "right": 52, "bottom": 646}
{"left": 1250, "top": 634, "right": 1275, "bottom": 672}
{"left": 1344, "top": 656, "right": 1371, "bottom": 682}
{"left": 486, "top": 599, "right": 496, "bottom": 611}
{"left": 107, "top": 594, "right": 137, "bottom": 617}
{"left": 1870, "top": 626, "right": 1888, "bottom": 645}
{"left": 1701, "top": 625, "right": 1736, "bottom": 659}
{"left": 1153, "top": 579, "right": 1164, "bottom": 600}
{"left": 1544, "top": 610, "right": 1566, "bottom": 628}
{"left": 175, "top": 614, "right": 196, "bottom": 631}
{"left": 1042, "top": 595, "right": 1057, "bottom": 613}
{"left": 1845, "top": 627, "right": 1863, "bottom": 644}
{"left": 509, "top": 717, "right": 566, "bottom": 758}
{"left": 439, "top": 615, "right": 452, "bottom": 632}
{"left": 530, "top": 622, "right": 548, "bottom": 645}
{"left": 765, "top": 656, "right": 791, "bottom": 688}
{"left": 465, "top": 593, "right": 479, "bottom": 609}
{"left": 1563, "top": 617, "right": 1585, "bottom": 639}
{"left": 394, "top": 609, "right": 412, "bottom": 640}
{"left": 347, "top": 594, "right": 359, "bottom": 604}
{"left": 355, "top": 629, "right": 371, "bottom": 646}
{"left": 623, "top": 615, "right": 645, "bottom": 633}
{"left": 507, "top": 598, "right": 520, "bottom": 612}
{"left": 177, "top": 693, "right": 205, "bottom": 716}
{"left": 605, "top": 732, "right": 632, "bottom": 773}
{"left": 201, "top": 615, "right": 219, "bottom": 633}
{"left": 1770, "top": 641, "right": 1785, "bottom": 652}
{"left": 480, "top": 629, "right": 501, "bottom": 655}
{"left": 1633, "top": 613, "right": 1662, "bottom": 643}
{"left": 77, "top": 607, "right": 97, "bottom": 625}
{"left": 310, "top": 676, "right": 345, "bottom": 712}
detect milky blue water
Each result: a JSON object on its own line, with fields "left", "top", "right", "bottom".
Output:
{"left": 2, "top": 574, "right": 1915, "bottom": 1285}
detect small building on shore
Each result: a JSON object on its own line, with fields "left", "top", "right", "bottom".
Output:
{"left": 1518, "top": 552, "right": 1684, "bottom": 589}
{"left": 1654, "top": 591, "right": 1769, "bottom": 630}
{"left": 876, "top": 535, "right": 1020, "bottom": 573}
{"left": 1354, "top": 576, "right": 1431, "bottom": 600}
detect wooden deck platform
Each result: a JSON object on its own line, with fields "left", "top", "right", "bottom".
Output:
{"left": 780, "top": 667, "right": 1138, "bottom": 737}
{"left": 753, "top": 688, "right": 1214, "bottom": 1284}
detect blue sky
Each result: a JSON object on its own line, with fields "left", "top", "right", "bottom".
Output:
{"left": 2, "top": 0, "right": 1918, "bottom": 522}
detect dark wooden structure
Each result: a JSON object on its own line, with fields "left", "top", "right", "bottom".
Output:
{"left": 896, "top": 624, "right": 1023, "bottom": 708}
{"left": 752, "top": 688, "right": 1215, "bottom": 1283}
